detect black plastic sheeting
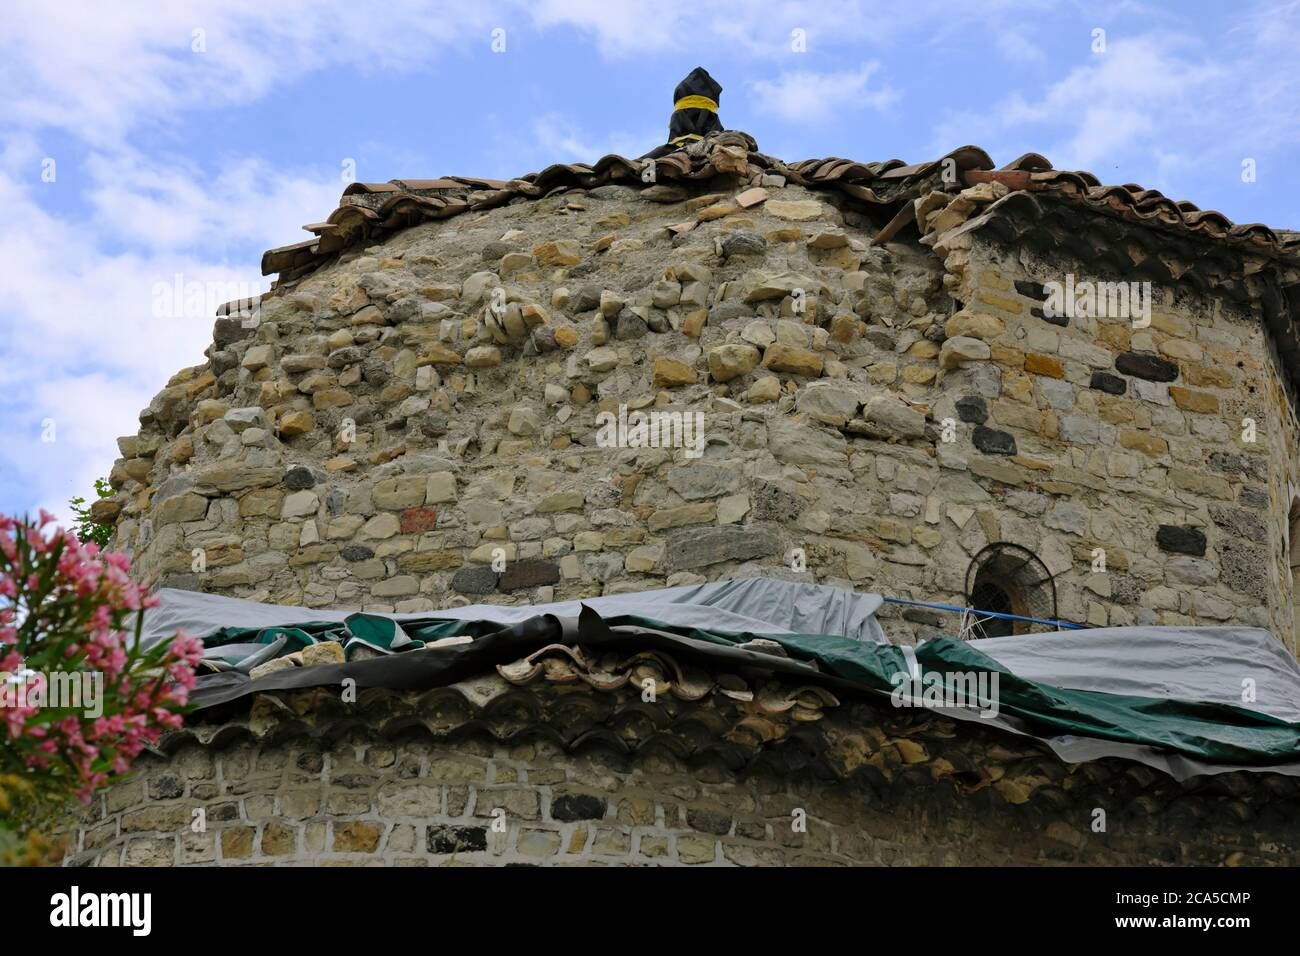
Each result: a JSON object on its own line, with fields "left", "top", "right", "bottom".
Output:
{"left": 642, "top": 66, "right": 724, "bottom": 159}
{"left": 187, "top": 607, "right": 842, "bottom": 714}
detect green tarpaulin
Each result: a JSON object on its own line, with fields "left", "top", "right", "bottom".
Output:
{"left": 194, "top": 605, "right": 1300, "bottom": 768}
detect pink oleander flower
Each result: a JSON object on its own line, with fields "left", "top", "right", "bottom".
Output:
{"left": 0, "top": 514, "right": 199, "bottom": 807}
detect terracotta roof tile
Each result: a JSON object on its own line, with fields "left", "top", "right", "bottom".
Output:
{"left": 260, "top": 132, "right": 1299, "bottom": 284}
{"left": 159, "top": 643, "right": 1300, "bottom": 806}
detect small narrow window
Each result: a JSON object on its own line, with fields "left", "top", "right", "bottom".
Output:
{"left": 965, "top": 543, "right": 1059, "bottom": 638}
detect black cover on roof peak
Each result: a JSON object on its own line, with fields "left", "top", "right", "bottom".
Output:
{"left": 661, "top": 66, "right": 724, "bottom": 153}
{"left": 673, "top": 66, "right": 722, "bottom": 103}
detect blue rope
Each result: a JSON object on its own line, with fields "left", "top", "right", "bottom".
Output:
{"left": 881, "top": 596, "right": 1086, "bottom": 631}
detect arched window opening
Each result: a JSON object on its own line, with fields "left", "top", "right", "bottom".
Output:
{"left": 965, "top": 543, "right": 1059, "bottom": 639}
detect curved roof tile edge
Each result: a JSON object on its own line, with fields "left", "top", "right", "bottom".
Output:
{"left": 261, "top": 134, "right": 1295, "bottom": 282}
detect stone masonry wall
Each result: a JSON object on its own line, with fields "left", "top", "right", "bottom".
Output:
{"left": 64, "top": 706, "right": 1300, "bottom": 867}
{"left": 931, "top": 233, "right": 1296, "bottom": 638}
{"left": 101, "top": 171, "right": 1300, "bottom": 646}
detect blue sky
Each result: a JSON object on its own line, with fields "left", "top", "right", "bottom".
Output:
{"left": 2, "top": 0, "right": 1298, "bottom": 526}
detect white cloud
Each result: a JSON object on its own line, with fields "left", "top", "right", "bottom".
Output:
{"left": 996, "top": 29, "right": 1047, "bottom": 64}
{"left": 82, "top": 151, "right": 342, "bottom": 255}
{"left": 0, "top": 0, "right": 497, "bottom": 523}
{"left": 929, "top": 22, "right": 1300, "bottom": 178}
{"left": 513, "top": 113, "right": 664, "bottom": 166}
{"left": 751, "top": 63, "right": 897, "bottom": 124}
{"left": 0, "top": 153, "right": 341, "bottom": 523}
{"left": 527, "top": 0, "right": 1061, "bottom": 59}
{"left": 0, "top": 0, "right": 500, "bottom": 147}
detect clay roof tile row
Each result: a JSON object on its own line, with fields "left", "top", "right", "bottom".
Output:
{"left": 261, "top": 133, "right": 1297, "bottom": 283}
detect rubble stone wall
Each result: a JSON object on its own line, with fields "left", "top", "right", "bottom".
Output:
{"left": 103, "top": 173, "right": 1299, "bottom": 645}
{"left": 937, "top": 234, "right": 1297, "bottom": 639}
{"left": 65, "top": 717, "right": 1300, "bottom": 867}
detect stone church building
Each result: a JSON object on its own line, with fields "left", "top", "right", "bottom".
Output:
{"left": 73, "top": 130, "right": 1300, "bottom": 866}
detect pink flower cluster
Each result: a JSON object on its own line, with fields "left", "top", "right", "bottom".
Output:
{"left": 1, "top": 511, "right": 202, "bottom": 804}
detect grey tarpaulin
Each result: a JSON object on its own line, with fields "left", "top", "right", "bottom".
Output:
{"left": 144, "top": 579, "right": 1300, "bottom": 780}
{"left": 141, "top": 577, "right": 888, "bottom": 651}
{"left": 944, "top": 624, "right": 1300, "bottom": 779}
{"left": 973, "top": 624, "right": 1300, "bottom": 723}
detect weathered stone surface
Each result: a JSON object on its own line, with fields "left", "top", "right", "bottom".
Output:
{"left": 301, "top": 641, "right": 346, "bottom": 666}
{"left": 451, "top": 567, "right": 498, "bottom": 594}
{"left": 1119, "top": 430, "right": 1168, "bottom": 458}
{"left": 373, "top": 476, "right": 426, "bottom": 510}
{"left": 281, "top": 490, "right": 320, "bottom": 518}
{"left": 191, "top": 464, "right": 284, "bottom": 494}
{"left": 955, "top": 396, "right": 988, "bottom": 424}
{"left": 156, "top": 493, "right": 208, "bottom": 525}
{"left": 639, "top": 183, "right": 688, "bottom": 203}
{"left": 278, "top": 411, "right": 315, "bottom": 436}
{"left": 1024, "top": 354, "right": 1064, "bottom": 379}
{"left": 744, "top": 271, "right": 815, "bottom": 303}
{"left": 551, "top": 793, "right": 607, "bottom": 821}
{"left": 862, "top": 395, "right": 926, "bottom": 439}
{"left": 795, "top": 380, "right": 863, "bottom": 427}
{"left": 426, "top": 472, "right": 457, "bottom": 504}
{"left": 972, "top": 426, "right": 1017, "bottom": 455}
{"left": 648, "top": 503, "right": 716, "bottom": 531}
{"left": 767, "top": 416, "right": 848, "bottom": 468}
{"left": 282, "top": 466, "right": 318, "bottom": 490}
{"left": 249, "top": 657, "right": 296, "bottom": 680}
{"left": 766, "top": 199, "right": 826, "bottom": 221}
{"left": 940, "top": 336, "right": 991, "bottom": 369}
{"left": 707, "top": 344, "right": 760, "bottom": 382}
{"left": 1156, "top": 525, "right": 1207, "bottom": 556}
{"left": 1209, "top": 505, "right": 1267, "bottom": 541}
{"left": 398, "top": 551, "right": 461, "bottom": 573}
{"left": 400, "top": 506, "right": 439, "bottom": 534}
{"left": 241, "top": 344, "right": 273, "bottom": 370}
{"left": 664, "top": 525, "right": 783, "bottom": 571}
{"left": 213, "top": 316, "right": 255, "bottom": 348}
{"left": 533, "top": 239, "right": 582, "bottom": 267}
{"left": 1115, "top": 351, "right": 1179, "bottom": 382}
{"left": 1218, "top": 539, "right": 1268, "bottom": 600}
{"left": 652, "top": 357, "right": 697, "bottom": 388}
{"left": 761, "top": 344, "right": 823, "bottom": 377}
{"left": 1169, "top": 386, "right": 1218, "bottom": 414}
{"left": 427, "top": 825, "right": 487, "bottom": 854}
{"left": 89, "top": 498, "right": 122, "bottom": 523}
{"left": 586, "top": 347, "right": 619, "bottom": 372}
{"left": 746, "top": 376, "right": 781, "bottom": 403}
{"left": 946, "top": 311, "right": 1004, "bottom": 341}
{"left": 751, "top": 479, "right": 802, "bottom": 522}
{"left": 464, "top": 346, "right": 501, "bottom": 368}
{"left": 1164, "top": 556, "right": 1219, "bottom": 587}
{"left": 1089, "top": 371, "right": 1127, "bottom": 395}
{"left": 498, "top": 559, "right": 561, "bottom": 592}
{"left": 666, "top": 463, "right": 739, "bottom": 501}
{"left": 507, "top": 407, "right": 540, "bottom": 436}
{"left": 614, "top": 310, "right": 648, "bottom": 340}
{"left": 721, "top": 232, "right": 768, "bottom": 259}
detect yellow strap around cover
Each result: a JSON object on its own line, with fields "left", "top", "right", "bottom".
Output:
{"left": 673, "top": 95, "right": 718, "bottom": 112}
{"left": 670, "top": 133, "right": 704, "bottom": 146}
